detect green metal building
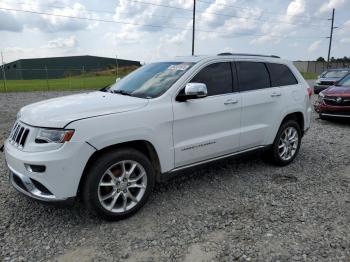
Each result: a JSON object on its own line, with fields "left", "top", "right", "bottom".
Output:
{"left": 0, "top": 55, "right": 140, "bottom": 80}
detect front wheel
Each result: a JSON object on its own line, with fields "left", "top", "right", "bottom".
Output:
{"left": 82, "top": 148, "right": 155, "bottom": 220}
{"left": 267, "top": 120, "right": 302, "bottom": 166}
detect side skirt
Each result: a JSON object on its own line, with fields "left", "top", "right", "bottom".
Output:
{"left": 160, "top": 145, "right": 269, "bottom": 182}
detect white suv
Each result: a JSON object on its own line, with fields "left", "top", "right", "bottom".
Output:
{"left": 4, "top": 53, "right": 312, "bottom": 220}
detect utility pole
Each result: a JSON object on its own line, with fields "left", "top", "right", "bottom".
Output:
{"left": 116, "top": 55, "right": 119, "bottom": 78}
{"left": 1, "top": 51, "right": 6, "bottom": 92}
{"left": 327, "top": 8, "right": 337, "bottom": 68}
{"left": 192, "top": 0, "right": 196, "bottom": 56}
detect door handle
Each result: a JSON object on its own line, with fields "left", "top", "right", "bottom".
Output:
{"left": 224, "top": 99, "right": 238, "bottom": 105}
{"left": 271, "top": 92, "right": 282, "bottom": 97}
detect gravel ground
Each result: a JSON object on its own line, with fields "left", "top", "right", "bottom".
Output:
{"left": 1, "top": 87, "right": 350, "bottom": 262}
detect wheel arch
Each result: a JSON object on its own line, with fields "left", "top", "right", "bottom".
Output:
{"left": 281, "top": 111, "right": 305, "bottom": 136}
{"left": 77, "top": 140, "right": 162, "bottom": 196}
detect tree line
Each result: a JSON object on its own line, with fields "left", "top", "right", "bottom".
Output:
{"left": 316, "top": 56, "right": 350, "bottom": 63}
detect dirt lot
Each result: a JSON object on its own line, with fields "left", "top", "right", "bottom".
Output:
{"left": 1, "top": 89, "right": 350, "bottom": 261}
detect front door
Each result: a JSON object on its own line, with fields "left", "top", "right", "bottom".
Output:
{"left": 172, "top": 62, "right": 241, "bottom": 168}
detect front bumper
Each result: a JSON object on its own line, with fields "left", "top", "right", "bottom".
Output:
{"left": 314, "top": 101, "right": 350, "bottom": 118}
{"left": 4, "top": 139, "right": 95, "bottom": 201}
{"left": 9, "top": 166, "right": 61, "bottom": 201}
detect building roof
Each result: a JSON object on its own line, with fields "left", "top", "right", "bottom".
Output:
{"left": 6, "top": 55, "right": 138, "bottom": 65}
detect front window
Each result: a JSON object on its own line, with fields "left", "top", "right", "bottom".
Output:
{"left": 337, "top": 74, "right": 350, "bottom": 87}
{"left": 107, "top": 62, "right": 194, "bottom": 98}
{"left": 323, "top": 70, "right": 349, "bottom": 78}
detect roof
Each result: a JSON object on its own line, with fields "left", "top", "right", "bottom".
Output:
{"left": 157, "top": 53, "right": 284, "bottom": 63}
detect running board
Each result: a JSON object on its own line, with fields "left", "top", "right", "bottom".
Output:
{"left": 169, "top": 145, "right": 266, "bottom": 173}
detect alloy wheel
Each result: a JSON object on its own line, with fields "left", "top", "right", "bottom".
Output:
{"left": 98, "top": 160, "right": 147, "bottom": 213}
{"left": 278, "top": 126, "right": 299, "bottom": 161}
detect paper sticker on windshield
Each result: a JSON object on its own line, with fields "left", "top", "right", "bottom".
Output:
{"left": 168, "top": 63, "right": 190, "bottom": 71}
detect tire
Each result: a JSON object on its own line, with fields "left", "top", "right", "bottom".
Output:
{"left": 313, "top": 89, "right": 320, "bottom": 95}
{"left": 82, "top": 148, "right": 155, "bottom": 220}
{"left": 266, "top": 119, "right": 302, "bottom": 166}
{"left": 319, "top": 114, "right": 325, "bottom": 120}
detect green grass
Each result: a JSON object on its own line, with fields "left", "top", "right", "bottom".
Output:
{"left": 301, "top": 72, "right": 318, "bottom": 80}
{"left": 0, "top": 75, "right": 120, "bottom": 92}
{"left": 0, "top": 66, "right": 138, "bottom": 92}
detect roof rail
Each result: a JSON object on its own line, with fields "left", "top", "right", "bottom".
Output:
{"left": 217, "top": 53, "right": 280, "bottom": 58}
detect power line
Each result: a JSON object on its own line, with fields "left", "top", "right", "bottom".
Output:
{"left": 0, "top": 0, "right": 327, "bottom": 29}
{"left": 0, "top": 6, "right": 323, "bottom": 41}
{"left": 123, "top": 0, "right": 327, "bottom": 28}
{"left": 197, "top": 0, "right": 328, "bottom": 21}
{"left": 0, "top": 6, "right": 191, "bottom": 31}
{"left": 0, "top": 0, "right": 193, "bottom": 20}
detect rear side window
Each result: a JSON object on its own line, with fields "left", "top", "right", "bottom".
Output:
{"left": 190, "top": 62, "right": 233, "bottom": 96}
{"left": 266, "top": 63, "right": 298, "bottom": 87}
{"left": 236, "top": 62, "right": 270, "bottom": 91}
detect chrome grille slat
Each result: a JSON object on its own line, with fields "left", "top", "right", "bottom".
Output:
{"left": 9, "top": 122, "right": 30, "bottom": 149}
{"left": 324, "top": 96, "right": 350, "bottom": 107}
{"left": 12, "top": 126, "right": 20, "bottom": 141}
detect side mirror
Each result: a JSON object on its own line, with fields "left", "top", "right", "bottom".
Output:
{"left": 177, "top": 83, "right": 208, "bottom": 101}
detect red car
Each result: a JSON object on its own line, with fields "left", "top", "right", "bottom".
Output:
{"left": 314, "top": 73, "right": 350, "bottom": 119}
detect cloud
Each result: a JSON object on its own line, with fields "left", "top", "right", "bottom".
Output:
{"left": 44, "top": 35, "right": 77, "bottom": 49}
{"left": 318, "top": 0, "right": 345, "bottom": 13}
{"left": 3, "top": 36, "right": 78, "bottom": 62}
{"left": 104, "top": 25, "right": 143, "bottom": 45}
{"left": 0, "top": 1, "right": 98, "bottom": 32}
{"left": 0, "top": 10, "right": 23, "bottom": 32}
{"left": 340, "top": 38, "right": 350, "bottom": 43}
{"left": 308, "top": 40, "right": 322, "bottom": 52}
{"left": 113, "top": 0, "right": 192, "bottom": 33}
{"left": 197, "top": 1, "right": 261, "bottom": 37}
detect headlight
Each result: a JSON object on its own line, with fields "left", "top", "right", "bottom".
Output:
{"left": 318, "top": 92, "right": 325, "bottom": 103}
{"left": 36, "top": 129, "right": 74, "bottom": 143}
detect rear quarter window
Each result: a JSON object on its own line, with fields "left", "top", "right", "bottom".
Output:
{"left": 266, "top": 63, "right": 298, "bottom": 87}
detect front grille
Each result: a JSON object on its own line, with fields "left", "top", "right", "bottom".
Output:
{"left": 9, "top": 122, "right": 30, "bottom": 148}
{"left": 320, "top": 81, "right": 335, "bottom": 86}
{"left": 324, "top": 96, "right": 350, "bottom": 107}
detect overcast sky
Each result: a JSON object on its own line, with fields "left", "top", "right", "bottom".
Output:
{"left": 0, "top": 0, "right": 349, "bottom": 63}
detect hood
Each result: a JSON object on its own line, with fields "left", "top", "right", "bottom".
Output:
{"left": 319, "top": 77, "right": 340, "bottom": 81}
{"left": 19, "top": 91, "right": 149, "bottom": 128}
{"left": 323, "top": 86, "right": 350, "bottom": 97}
{"left": 317, "top": 77, "right": 338, "bottom": 83}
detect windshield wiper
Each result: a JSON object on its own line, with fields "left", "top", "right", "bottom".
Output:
{"left": 110, "top": 90, "right": 133, "bottom": 96}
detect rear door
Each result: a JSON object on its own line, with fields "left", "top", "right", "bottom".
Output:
{"left": 236, "top": 61, "right": 284, "bottom": 149}
{"left": 172, "top": 62, "right": 241, "bottom": 167}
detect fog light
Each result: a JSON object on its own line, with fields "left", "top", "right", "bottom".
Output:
{"left": 25, "top": 164, "right": 46, "bottom": 173}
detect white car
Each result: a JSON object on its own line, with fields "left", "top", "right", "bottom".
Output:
{"left": 4, "top": 53, "right": 312, "bottom": 220}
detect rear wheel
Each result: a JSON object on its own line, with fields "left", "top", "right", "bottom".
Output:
{"left": 82, "top": 148, "right": 155, "bottom": 220}
{"left": 266, "top": 120, "right": 302, "bottom": 166}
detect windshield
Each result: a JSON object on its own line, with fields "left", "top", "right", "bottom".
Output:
{"left": 108, "top": 62, "right": 194, "bottom": 98}
{"left": 338, "top": 74, "right": 350, "bottom": 87}
{"left": 322, "top": 70, "right": 349, "bottom": 78}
